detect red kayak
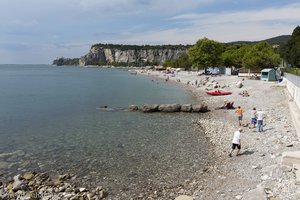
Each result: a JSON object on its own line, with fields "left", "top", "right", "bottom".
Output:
{"left": 206, "top": 90, "right": 232, "bottom": 96}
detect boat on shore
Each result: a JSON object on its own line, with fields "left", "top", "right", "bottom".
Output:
{"left": 206, "top": 90, "right": 232, "bottom": 96}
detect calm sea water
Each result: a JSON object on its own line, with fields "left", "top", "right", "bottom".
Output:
{"left": 0, "top": 64, "right": 213, "bottom": 197}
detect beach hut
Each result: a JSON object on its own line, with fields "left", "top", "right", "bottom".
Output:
{"left": 260, "top": 68, "right": 277, "bottom": 81}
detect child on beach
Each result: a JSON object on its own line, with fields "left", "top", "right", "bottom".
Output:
{"left": 249, "top": 107, "right": 257, "bottom": 128}
{"left": 235, "top": 106, "right": 244, "bottom": 126}
{"left": 229, "top": 128, "right": 242, "bottom": 157}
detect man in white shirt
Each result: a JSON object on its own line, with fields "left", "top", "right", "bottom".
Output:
{"left": 256, "top": 109, "right": 265, "bottom": 132}
{"left": 229, "top": 128, "right": 242, "bottom": 157}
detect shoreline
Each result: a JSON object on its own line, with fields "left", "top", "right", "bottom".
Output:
{"left": 1, "top": 67, "right": 300, "bottom": 199}
{"left": 136, "top": 69, "right": 300, "bottom": 199}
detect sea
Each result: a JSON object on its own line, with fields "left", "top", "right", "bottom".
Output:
{"left": 0, "top": 64, "right": 214, "bottom": 198}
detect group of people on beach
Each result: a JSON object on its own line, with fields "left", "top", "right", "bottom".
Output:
{"left": 229, "top": 105, "right": 266, "bottom": 157}
{"left": 239, "top": 90, "right": 250, "bottom": 97}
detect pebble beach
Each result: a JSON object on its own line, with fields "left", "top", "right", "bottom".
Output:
{"left": 141, "top": 70, "right": 300, "bottom": 200}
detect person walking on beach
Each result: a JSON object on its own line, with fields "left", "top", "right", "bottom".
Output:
{"left": 229, "top": 128, "right": 242, "bottom": 157}
{"left": 235, "top": 106, "right": 244, "bottom": 126}
{"left": 249, "top": 107, "right": 257, "bottom": 128}
{"left": 256, "top": 109, "right": 265, "bottom": 132}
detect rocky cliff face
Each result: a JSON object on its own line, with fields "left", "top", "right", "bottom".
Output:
{"left": 78, "top": 46, "right": 188, "bottom": 66}
{"left": 53, "top": 44, "right": 189, "bottom": 66}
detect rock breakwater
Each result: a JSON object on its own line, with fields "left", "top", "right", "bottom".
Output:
{"left": 129, "top": 103, "right": 209, "bottom": 113}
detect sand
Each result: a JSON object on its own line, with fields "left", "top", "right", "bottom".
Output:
{"left": 138, "top": 70, "right": 300, "bottom": 200}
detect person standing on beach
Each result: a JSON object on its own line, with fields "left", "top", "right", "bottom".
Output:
{"left": 235, "top": 106, "right": 244, "bottom": 126}
{"left": 229, "top": 128, "right": 242, "bottom": 157}
{"left": 256, "top": 109, "right": 265, "bottom": 132}
{"left": 249, "top": 107, "right": 257, "bottom": 128}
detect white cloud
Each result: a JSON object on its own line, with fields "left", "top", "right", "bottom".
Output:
{"left": 171, "top": 3, "right": 300, "bottom": 24}
{"left": 77, "top": 0, "right": 219, "bottom": 15}
{"left": 161, "top": 3, "right": 300, "bottom": 42}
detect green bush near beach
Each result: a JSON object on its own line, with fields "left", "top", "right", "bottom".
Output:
{"left": 281, "top": 67, "right": 300, "bottom": 76}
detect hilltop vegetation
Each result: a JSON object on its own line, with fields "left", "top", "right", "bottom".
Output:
{"left": 228, "top": 35, "right": 291, "bottom": 45}
{"left": 91, "top": 44, "right": 191, "bottom": 51}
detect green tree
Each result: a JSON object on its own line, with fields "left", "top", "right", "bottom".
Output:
{"left": 163, "top": 53, "right": 191, "bottom": 70}
{"left": 221, "top": 45, "right": 240, "bottom": 67}
{"left": 163, "top": 59, "right": 175, "bottom": 68}
{"left": 236, "top": 45, "right": 251, "bottom": 68}
{"left": 280, "top": 26, "right": 300, "bottom": 67}
{"left": 175, "top": 53, "right": 191, "bottom": 70}
{"left": 242, "top": 42, "right": 280, "bottom": 70}
{"left": 188, "top": 38, "right": 224, "bottom": 70}
{"left": 221, "top": 44, "right": 251, "bottom": 68}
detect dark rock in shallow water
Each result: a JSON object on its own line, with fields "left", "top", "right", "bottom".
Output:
{"left": 181, "top": 104, "right": 192, "bottom": 112}
{"left": 158, "top": 104, "right": 181, "bottom": 112}
{"left": 139, "top": 104, "right": 159, "bottom": 112}
{"left": 1, "top": 172, "right": 108, "bottom": 199}
{"left": 22, "top": 171, "right": 36, "bottom": 181}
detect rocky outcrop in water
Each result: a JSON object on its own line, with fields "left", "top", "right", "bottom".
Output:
{"left": 52, "top": 57, "right": 79, "bottom": 66}
{"left": 53, "top": 44, "right": 189, "bottom": 66}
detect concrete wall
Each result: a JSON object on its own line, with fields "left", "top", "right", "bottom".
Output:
{"left": 284, "top": 73, "right": 300, "bottom": 109}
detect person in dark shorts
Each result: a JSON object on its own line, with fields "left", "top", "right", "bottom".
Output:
{"left": 229, "top": 128, "right": 242, "bottom": 157}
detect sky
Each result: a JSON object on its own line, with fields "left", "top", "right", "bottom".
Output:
{"left": 0, "top": 0, "right": 299, "bottom": 64}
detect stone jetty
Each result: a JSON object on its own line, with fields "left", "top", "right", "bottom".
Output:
{"left": 128, "top": 103, "right": 209, "bottom": 113}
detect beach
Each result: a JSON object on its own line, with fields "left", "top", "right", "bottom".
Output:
{"left": 139, "top": 70, "right": 300, "bottom": 200}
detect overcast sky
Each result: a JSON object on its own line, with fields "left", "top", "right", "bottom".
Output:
{"left": 0, "top": 0, "right": 299, "bottom": 64}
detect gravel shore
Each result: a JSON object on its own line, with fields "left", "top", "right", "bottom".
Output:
{"left": 141, "top": 70, "right": 300, "bottom": 200}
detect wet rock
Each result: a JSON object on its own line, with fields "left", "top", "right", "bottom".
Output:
{"left": 128, "top": 105, "right": 138, "bottom": 111}
{"left": 22, "top": 171, "right": 36, "bottom": 181}
{"left": 98, "top": 189, "right": 108, "bottom": 198}
{"left": 158, "top": 104, "right": 181, "bottom": 112}
{"left": 192, "top": 104, "right": 209, "bottom": 113}
{"left": 139, "top": 104, "right": 159, "bottom": 112}
{"left": 181, "top": 104, "right": 192, "bottom": 112}
{"left": 79, "top": 187, "right": 87, "bottom": 192}
{"left": 0, "top": 161, "right": 9, "bottom": 170}
{"left": 0, "top": 172, "right": 108, "bottom": 200}
{"left": 12, "top": 175, "right": 27, "bottom": 192}
{"left": 58, "top": 174, "right": 71, "bottom": 181}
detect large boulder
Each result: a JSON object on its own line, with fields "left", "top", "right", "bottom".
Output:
{"left": 128, "top": 105, "right": 139, "bottom": 111}
{"left": 158, "top": 104, "right": 181, "bottom": 112}
{"left": 236, "top": 81, "right": 243, "bottom": 88}
{"left": 139, "top": 104, "right": 159, "bottom": 112}
{"left": 192, "top": 104, "right": 209, "bottom": 112}
{"left": 181, "top": 104, "right": 192, "bottom": 112}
